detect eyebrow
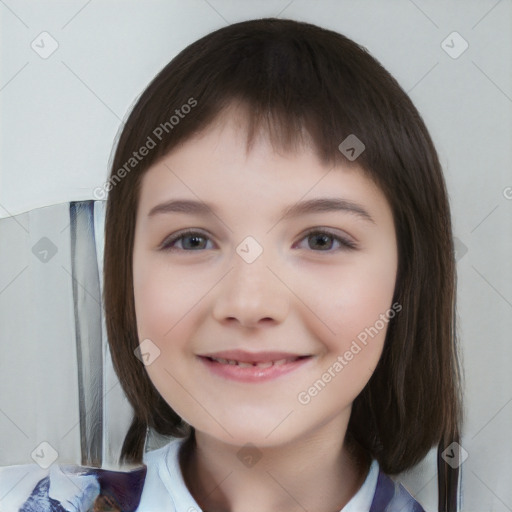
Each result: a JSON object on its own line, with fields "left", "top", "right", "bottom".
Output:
{"left": 148, "top": 198, "right": 375, "bottom": 224}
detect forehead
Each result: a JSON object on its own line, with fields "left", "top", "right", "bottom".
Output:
{"left": 136, "top": 108, "right": 392, "bottom": 226}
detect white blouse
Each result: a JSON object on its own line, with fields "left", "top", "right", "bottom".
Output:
{"left": 136, "top": 436, "right": 380, "bottom": 512}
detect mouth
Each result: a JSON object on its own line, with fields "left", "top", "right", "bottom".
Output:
{"left": 197, "top": 350, "right": 314, "bottom": 382}
{"left": 202, "top": 355, "right": 310, "bottom": 368}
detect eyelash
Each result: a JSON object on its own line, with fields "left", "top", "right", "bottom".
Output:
{"left": 159, "top": 229, "right": 358, "bottom": 253}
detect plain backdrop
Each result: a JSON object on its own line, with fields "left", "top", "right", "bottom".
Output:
{"left": 1, "top": 1, "right": 511, "bottom": 511}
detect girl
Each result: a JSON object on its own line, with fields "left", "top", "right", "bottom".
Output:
{"left": 102, "top": 16, "right": 463, "bottom": 512}
{"left": 1, "top": 17, "right": 463, "bottom": 512}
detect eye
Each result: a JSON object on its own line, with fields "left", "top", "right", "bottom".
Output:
{"left": 294, "top": 229, "right": 358, "bottom": 252}
{"left": 159, "top": 230, "right": 214, "bottom": 252}
{"left": 159, "top": 228, "right": 358, "bottom": 253}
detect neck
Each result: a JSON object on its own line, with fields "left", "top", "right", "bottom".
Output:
{"left": 180, "top": 419, "right": 371, "bottom": 512}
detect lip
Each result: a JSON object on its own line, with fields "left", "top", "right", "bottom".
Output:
{"left": 197, "top": 350, "right": 313, "bottom": 383}
{"left": 199, "top": 350, "right": 308, "bottom": 363}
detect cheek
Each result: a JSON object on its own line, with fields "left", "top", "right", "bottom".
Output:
{"left": 132, "top": 258, "right": 204, "bottom": 419}
{"left": 295, "top": 268, "right": 397, "bottom": 412}
{"left": 308, "top": 256, "right": 396, "bottom": 340}
{"left": 133, "top": 265, "right": 171, "bottom": 341}
{"left": 133, "top": 257, "right": 203, "bottom": 341}
{"left": 296, "top": 250, "right": 397, "bottom": 390}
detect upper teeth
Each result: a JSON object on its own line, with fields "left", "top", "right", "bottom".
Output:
{"left": 210, "top": 357, "right": 299, "bottom": 367}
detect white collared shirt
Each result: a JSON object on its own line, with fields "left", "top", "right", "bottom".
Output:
{"left": 136, "top": 437, "right": 380, "bottom": 512}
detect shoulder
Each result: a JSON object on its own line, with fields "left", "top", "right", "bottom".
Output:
{"left": 136, "top": 436, "right": 203, "bottom": 512}
{"left": 370, "top": 469, "right": 426, "bottom": 512}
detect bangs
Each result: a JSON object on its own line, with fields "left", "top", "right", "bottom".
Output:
{"left": 124, "top": 19, "right": 400, "bottom": 183}
{"left": 191, "top": 97, "right": 339, "bottom": 167}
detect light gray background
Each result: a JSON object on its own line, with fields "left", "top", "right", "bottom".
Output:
{"left": 1, "top": 1, "right": 511, "bottom": 511}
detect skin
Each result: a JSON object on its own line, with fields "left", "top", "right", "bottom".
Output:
{"left": 132, "top": 106, "right": 398, "bottom": 512}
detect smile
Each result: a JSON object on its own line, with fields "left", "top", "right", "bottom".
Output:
{"left": 197, "top": 352, "right": 313, "bottom": 383}
{"left": 206, "top": 355, "right": 304, "bottom": 367}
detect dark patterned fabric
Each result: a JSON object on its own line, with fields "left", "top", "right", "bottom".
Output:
{"left": 7, "top": 464, "right": 147, "bottom": 512}
{"left": 369, "top": 470, "right": 426, "bottom": 512}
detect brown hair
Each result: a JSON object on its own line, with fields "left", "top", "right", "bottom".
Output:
{"left": 103, "top": 17, "right": 464, "bottom": 511}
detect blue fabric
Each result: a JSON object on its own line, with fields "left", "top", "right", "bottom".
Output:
{"left": 17, "top": 466, "right": 147, "bottom": 512}
{"left": 19, "top": 477, "right": 67, "bottom": 512}
{"left": 369, "top": 470, "right": 426, "bottom": 512}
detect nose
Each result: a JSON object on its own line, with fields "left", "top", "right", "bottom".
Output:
{"left": 211, "top": 248, "right": 290, "bottom": 329}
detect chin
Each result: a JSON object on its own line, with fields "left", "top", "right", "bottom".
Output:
{"left": 193, "top": 421, "right": 292, "bottom": 448}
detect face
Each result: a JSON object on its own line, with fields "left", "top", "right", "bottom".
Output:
{"left": 132, "top": 109, "right": 398, "bottom": 448}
